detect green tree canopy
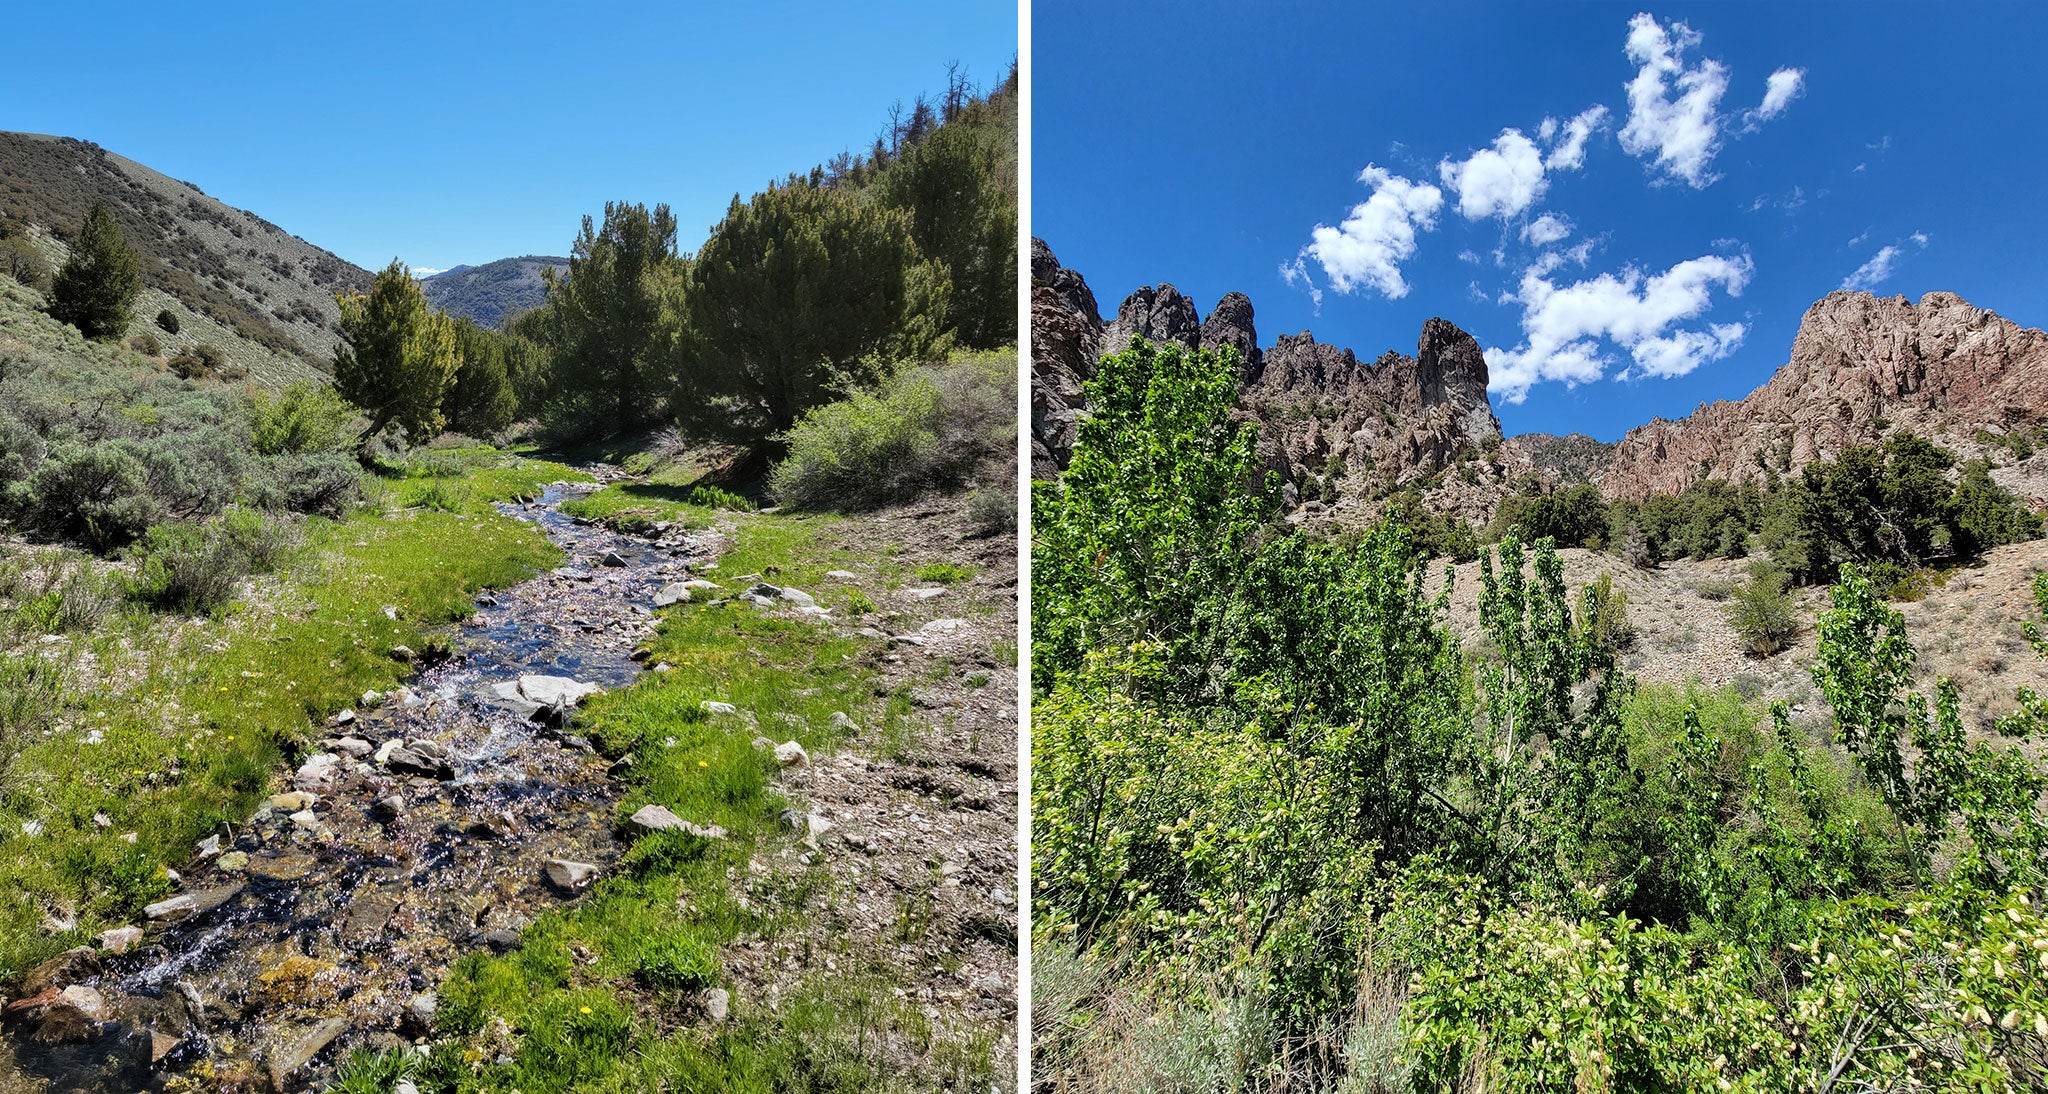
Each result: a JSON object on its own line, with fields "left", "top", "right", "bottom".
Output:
{"left": 533, "top": 202, "right": 684, "bottom": 439}
{"left": 873, "top": 119, "right": 1017, "bottom": 348}
{"left": 445, "top": 318, "right": 521, "bottom": 438}
{"left": 333, "top": 260, "right": 458, "bottom": 448}
{"left": 48, "top": 204, "right": 142, "bottom": 341}
{"left": 681, "top": 180, "right": 950, "bottom": 441}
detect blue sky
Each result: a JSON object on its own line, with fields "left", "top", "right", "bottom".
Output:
{"left": 1035, "top": 1, "right": 2048, "bottom": 441}
{"left": 3, "top": 1, "right": 1014, "bottom": 275}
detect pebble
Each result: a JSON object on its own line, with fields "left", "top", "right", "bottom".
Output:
{"left": 544, "top": 858, "right": 599, "bottom": 891}
{"left": 702, "top": 700, "right": 739, "bottom": 716}
{"left": 96, "top": 926, "right": 143, "bottom": 955}
{"left": 703, "top": 987, "right": 731, "bottom": 1021}
{"left": 774, "top": 741, "right": 810, "bottom": 767}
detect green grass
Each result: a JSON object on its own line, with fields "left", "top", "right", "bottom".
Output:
{"left": 0, "top": 451, "right": 573, "bottom": 977}
{"left": 424, "top": 508, "right": 990, "bottom": 1093}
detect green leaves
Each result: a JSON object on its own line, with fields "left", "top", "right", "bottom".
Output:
{"left": 48, "top": 203, "right": 141, "bottom": 341}
{"left": 333, "top": 260, "right": 459, "bottom": 449}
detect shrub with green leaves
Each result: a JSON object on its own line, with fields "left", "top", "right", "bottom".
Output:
{"left": 1725, "top": 559, "right": 1800, "bottom": 656}
{"left": 768, "top": 350, "right": 1013, "bottom": 511}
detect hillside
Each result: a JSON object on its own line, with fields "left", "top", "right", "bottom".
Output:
{"left": 1033, "top": 238, "right": 2048, "bottom": 524}
{"left": 0, "top": 132, "right": 371, "bottom": 380}
{"left": 422, "top": 254, "right": 567, "bottom": 329}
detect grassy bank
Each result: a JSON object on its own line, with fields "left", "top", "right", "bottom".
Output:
{"left": 404, "top": 501, "right": 1000, "bottom": 1094}
{"left": 0, "top": 448, "right": 587, "bottom": 976}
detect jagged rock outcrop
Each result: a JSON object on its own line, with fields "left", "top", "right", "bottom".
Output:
{"left": 1244, "top": 319, "right": 1503, "bottom": 503}
{"left": 1029, "top": 240, "right": 1103, "bottom": 477}
{"left": 1101, "top": 284, "right": 1200, "bottom": 354}
{"left": 1601, "top": 291, "right": 2048, "bottom": 501}
{"left": 1028, "top": 241, "right": 1505, "bottom": 515}
{"left": 1200, "top": 292, "right": 1261, "bottom": 383}
{"left": 1501, "top": 433, "right": 1617, "bottom": 485}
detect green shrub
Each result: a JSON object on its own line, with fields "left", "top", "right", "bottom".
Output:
{"left": 128, "top": 332, "right": 162, "bottom": 357}
{"left": 128, "top": 509, "right": 297, "bottom": 614}
{"left": 22, "top": 440, "right": 161, "bottom": 550}
{"left": 964, "top": 485, "right": 1014, "bottom": 536}
{"left": 154, "top": 308, "right": 180, "bottom": 334}
{"left": 686, "top": 484, "right": 754, "bottom": 511}
{"left": 1576, "top": 571, "right": 1636, "bottom": 653}
{"left": 0, "top": 236, "right": 52, "bottom": 290}
{"left": 1725, "top": 560, "right": 1800, "bottom": 656}
{"left": 249, "top": 383, "right": 352, "bottom": 456}
{"left": 769, "top": 351, "right": 1013, "bottom": 510}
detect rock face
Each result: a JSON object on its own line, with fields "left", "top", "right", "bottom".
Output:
{"left": 1101, "top": 284, "right": 1200, "bottom": 354}
{"left": 1242, "top": 317, "right": 1503, "bottom": 504}
{"left": 1030, "top": 239, "right": 1104, "bottom": 477}
{"left": 1600, "top": 291, "right": 2048, "bottom": 501}
{"left": 1029, "top": 239, "right": 1502, "bottom": 513}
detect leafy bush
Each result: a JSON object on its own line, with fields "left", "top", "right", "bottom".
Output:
{"left": 128, "top": 508, "right": 298, "bottom": 614}
{"left": 687, "top": 484, "right": 754, "bottom": 511}
{"left": 129, "top": 332, "right": 161, "bottom": 357}
{"left": 964, "top": 485, "right": 1014, "bottom": 537}
{"left": 167, "top": 342, "right": 226, "bottom": 379}
{"left": 0, "top": 235, "right": 52, "bottom": 290}
{"left": 1725, "top": 560, "right": 1800, "bottom": 656}
{"left": 154, "top": 308, "right": 179, "bottom": 334}
{"left": 249, "top": 383, "right": 352, "bottom": 456}
{"left": 769, "top": 350, "right": 1013, "bottom": 510}
{"left": 19, "top": 440, "right": 161, "bottom": 550}
{"left": 1576, "top": 571, "right": 1636, "bottom": 652}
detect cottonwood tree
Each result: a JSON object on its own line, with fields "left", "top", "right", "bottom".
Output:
{"left": 681, "top": 179, "right": 948, "bottom": 441}
{"left": 333, "top": 260, "right": 458, "bottom": 449}
{"left": 49, "top": 204, "right": 142, "bottom": 340}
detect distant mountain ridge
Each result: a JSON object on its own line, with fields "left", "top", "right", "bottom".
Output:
{"left": 0, "top": 131, "right": 372, "bottom": 372}
{"left": 1031, "top": 237, "right": 2048, "bottom": 523}
{"left": 422, "top": 255, "right": 568, "bottom": 329}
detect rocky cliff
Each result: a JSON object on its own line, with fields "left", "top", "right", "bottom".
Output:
{"left": 1599, "top": 291, "right": 2048, "bottom": 502}
{"left": 1029, "top": 238, "right": 1503, "bottom": 513}
{"left": 1031, "top": 243, "right": 2048, "bottom": 520}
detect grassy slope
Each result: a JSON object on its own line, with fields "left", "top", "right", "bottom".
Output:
{"left": 0, "top": 450, "right": 589, "bottom": 976}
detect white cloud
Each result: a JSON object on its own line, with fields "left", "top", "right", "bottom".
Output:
{"left": 1544, "top": 105, "right": 1610, "bottom": 170}
{"left": 1618, "top": 13, "right": 1731, "bottom": 187}
{"left": 1755, "top": 67, "right": 1805, "bottom": 121}
{"left": 1522, "top": 213, "right": 1573, "bottom": 247}
{"left": 1440, "top": 129, "right": 1548, "bottom": 220}
{"left": 1846, "top": 229, "right": 1870, "bottom": 247}
{"left": 1291, "top": 165, "right": 1444, "bottom": 299}
{"left": 1840, "top": 232, "right": 1931, "bottom": 292}
{"left": 409, "top": 266, "right": 446, "bottom": 278}
{"left": 1485, "top": 252, "right": 1754, "bottom": 401}
{"left": 1841, "top": 246, "right": 1899, "bottom": 291}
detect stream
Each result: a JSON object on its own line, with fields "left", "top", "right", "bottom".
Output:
{"left": 4, "top": 479, "right": 713, "bottom": 1092}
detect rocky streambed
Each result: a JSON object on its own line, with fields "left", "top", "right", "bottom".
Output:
{"left": 2, "top": 480, "right": 713, "bottom": 1092}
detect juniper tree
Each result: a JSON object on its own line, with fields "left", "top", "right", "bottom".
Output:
{"left": 48, "top": 204, "right": 142, "bottom": 340}
{"left": 681, "top": 179, "right": 948, "bottom": 441}
{"left": 333, "top": 260, "right": 458, "bottom": 449}
{"left": 536, "top": 202, "right": 684, "bottom": 439}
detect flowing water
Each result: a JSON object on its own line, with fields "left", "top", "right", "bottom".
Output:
{"left": 5, "top": 480, "right": 711, "bottom": 1092}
